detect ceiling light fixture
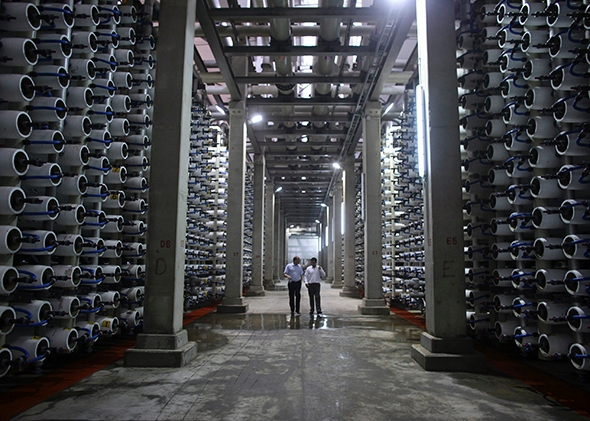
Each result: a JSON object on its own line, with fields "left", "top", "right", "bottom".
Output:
{"left": 332, "top": 162, "right": 341, "bottom": 169}
{"left": 215, "top": 105, "right": 226, "bottom": 114}
{"left": 315, "top": 220, "right": 320, "bottom": 224}
{"left": 320, "top": 203, "right": 327, "bottom": 208}
{"left": 250, "top": 114, "right": 263, "bottom": 123}
{"left": 275, "top": 186, "right": 283, "bottom": 193}
{"left": 383, "top": 102, "right": 395, "bottom": 115}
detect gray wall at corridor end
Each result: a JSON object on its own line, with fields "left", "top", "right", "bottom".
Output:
{"left": 287, "top": 234, "right": 320, "bottom": 270}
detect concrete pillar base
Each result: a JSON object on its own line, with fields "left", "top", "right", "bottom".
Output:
{"left": 331, "top": 281, "right": 344, "bottom": 289}
{"left": 358, "top": 298, "right": 390, "bottom": 315}
{"left": 410, "top": 332, "right": 487, "bottom": 373}
{"left": 124, "top": 331, "right": 197, "bottom": 367}
{"left": 340, "top": 286, "right": 360, "bottom": 298}
{"left": 245, "top": 286, "right": 266, "bottom": 297}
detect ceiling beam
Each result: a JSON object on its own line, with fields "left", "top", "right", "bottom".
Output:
{"left": 195, "top": 1, "right": 242, "bottom": 100}
{"left": 236, "top": 75, "right": 362, "bottom": 84}
{"left": 207, "top": 7, "right": 388, "bottom": 22}
{"left": 223, "top": 45, "right": 375, "bottom": 57}
{"left": 247, "top": 97, "right": 357, "bottom": 107}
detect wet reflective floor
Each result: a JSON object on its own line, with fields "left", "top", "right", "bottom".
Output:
{"left": 186, "top": 313, "right": 423, "bottom": 353}
{"left": 9, "top": 284, "right": 590, "bottom": 421}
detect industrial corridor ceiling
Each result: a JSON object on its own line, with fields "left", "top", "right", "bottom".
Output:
{"left": 193, "top": 0, "right": 418, "bottom": 224}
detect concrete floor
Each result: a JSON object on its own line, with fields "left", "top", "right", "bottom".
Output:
{"left": 9, "top": 281, "right": 589, "bottom": 421}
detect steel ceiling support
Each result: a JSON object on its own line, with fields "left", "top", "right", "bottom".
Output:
{"left": 195, "top": 1, "right": 242, "bottom": 101}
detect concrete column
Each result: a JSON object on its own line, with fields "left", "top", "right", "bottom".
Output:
{"left": 279, "top": 209, "right": 286, "bottom": 270}
{"left": 358, "top": 101, "right": 389, "bottom": 315}
{"left": 273, "top": 195, "right": 282, "bottom": 281}
{"left": 263, "top": 179, "right": 275, "bottom": 288}
{"left": 125, "top": 0, "right": 197, "bottom": 367}
{"left": 325, "top": 202, "right": 334, "bottom": 282}
{"left": 247, "top": 154, "right": 265, "bottom": 296}
{"left": 410, "top": 0, "right": 485, "bottom": 372}
{"left": 341, "top": 154, "right": 358, "bottom": 297}
{"left": 217, "top": 101, "right": 248, "bottom": 313}
{"left": 331, "top": 179, "right": 343, "bottom": 288}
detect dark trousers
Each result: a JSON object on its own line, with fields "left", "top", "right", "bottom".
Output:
{"left": 307, "top": 283, "right": 321, "bottom": 313}
{"left": 288, "top": 280, "right": 302, "bottom": 313}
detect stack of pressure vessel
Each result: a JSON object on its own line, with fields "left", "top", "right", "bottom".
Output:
{"left": 0, "top": 0, "right": 155, "bottom": 376}
{"left": 243, "top": 163, "right": 253, "bottom": 292}
{"left": 459, "top": 0, "right": 590, "bottom": 371}
{"left": 354, "top": 169, "right": 364, "bottom": 292}
{"left": 388, "top": 93, "right": 425, "bottom": 310}
{"left": 381, "top": 126, "right": 395, "bottom": 301}
{"left": 184, "top": 104, "right": 227, "bottom": 310}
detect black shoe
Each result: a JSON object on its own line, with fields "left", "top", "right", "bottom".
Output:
{"left": 309, "top": 311, "right": 314, "bottom": 315}
{"left": 317, "top": 311, "right": 323, "bottom": 315}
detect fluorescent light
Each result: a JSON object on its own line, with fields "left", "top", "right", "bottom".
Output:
{"left": 301, "top": 190, "right": 306, "bottom": 193}
{"left": 301, "top": 135, "right": 308, "bottom": 143}
{"left": 315, "top": 220, "right": 320, "bottom": 223}
{"left": 301, "top": 176, "right": 307, "bottom": 180}
{"left": 320, "top": 203, "right": 327, "bottom": 207}
{"left": 275, "top": 186, "right": 283, "bottom": 193}
{"left": 332, "top": 162, "right": 341, "bottom": 169}
{"left": 250, "top": 114, "right": 263, "bottom": 123}
{"left": 215, "top": 105, "right": 225, "bottom": 114}
{"left": 383, "top": 102, "right": 395, "bottom": 115}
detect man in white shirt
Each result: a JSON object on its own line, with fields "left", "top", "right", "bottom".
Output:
{"left": 304, "top": 257, "right": 326, "bottom": 315}
{"left": 284, "top": 256, "right": 304, "bottom": 316}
